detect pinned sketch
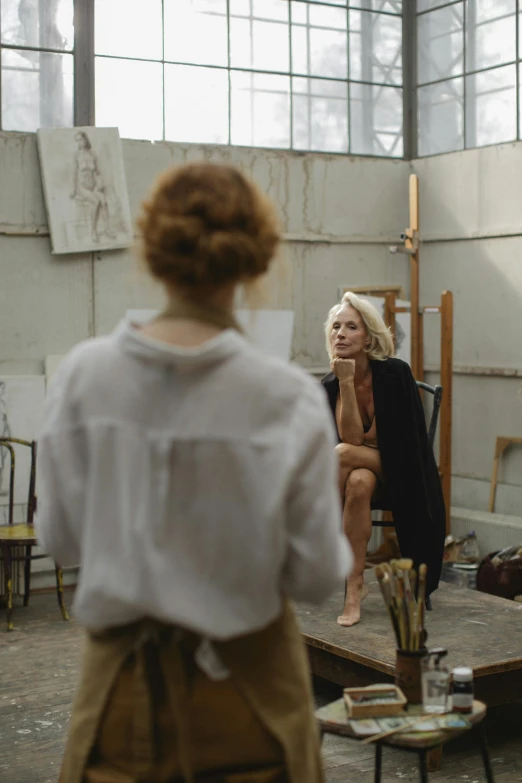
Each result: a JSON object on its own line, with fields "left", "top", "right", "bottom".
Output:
{"left": 37, "top": 127, "right": 133, "bottom": 255}
{"left": 0, "top": 377, "right": 45, "bottom": 505}
{"left": 125, "top": 309, "right": 295, "bottom": 362}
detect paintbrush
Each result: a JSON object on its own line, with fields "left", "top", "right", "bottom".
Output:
{"left": 389, "top": 559, "right": 399, "bottom": 574}
{"left": 360, "top": 715, "right": 434, "bottom": 744}
{"left": 409, "top": 568, "right": 417, "bottom": 598}
{"left": 409, "top": 567, "right": 418, "bottom": 641}
{"left": 416, "top": 564, "right": 428, "bottom": 650}
{"left": 384, "top": 562, "right": 404, "bottom": 645}
{"left": 383, "top": 573, "right": 402, "bottom": 648}
{"left": 395, "top": 568, "right": 408, "bottom": 649}
{"left": 398, "top": 560, "right": 416, "bottom": 650}
{"left": 375, "top": 566, "right": 401, "bottom": 647}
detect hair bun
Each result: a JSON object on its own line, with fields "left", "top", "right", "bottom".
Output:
{"left": 138, "top": 163, "right": 280, "bottom": 290}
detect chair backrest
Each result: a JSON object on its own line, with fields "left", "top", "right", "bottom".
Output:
{"left": 415, "top": 381, "right": 443, "bottom": 449}
{"left": 0, "top": 438, "right": 37, "bottom": 525}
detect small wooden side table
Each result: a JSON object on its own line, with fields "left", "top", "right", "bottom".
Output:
{"left": 316, "top": 698, "right": 495, "bottom": 783}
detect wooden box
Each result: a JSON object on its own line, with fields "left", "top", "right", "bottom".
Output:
{"left": 343, "top": 685, "right": 407, "bottom": 718}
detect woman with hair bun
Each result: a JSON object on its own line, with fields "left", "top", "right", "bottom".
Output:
{"left": 322, "top": 292, "right": 445, "bottom": 627}
{"left": 37, "top": 162, "right": 352, "bottom": 783}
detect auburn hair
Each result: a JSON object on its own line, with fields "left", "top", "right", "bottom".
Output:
{"left": 138, "top": 162, "right": 281, "bottom": 290}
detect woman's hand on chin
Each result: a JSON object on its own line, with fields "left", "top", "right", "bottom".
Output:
{"left": 330, "top": 357, "right": 356, "bottom": 383}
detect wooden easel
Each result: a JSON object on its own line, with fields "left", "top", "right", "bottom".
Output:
{"left": 489, "top": 437, "right": 522, "bottom": 513}
{"left": 386, "top": 175, "right": 454, "bottom": 531}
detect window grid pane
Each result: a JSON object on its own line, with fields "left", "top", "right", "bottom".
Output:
{"left": 0, "top": 0, "right": 74, "bottom": 132}
{"left": 0, "top": 1, "right": 405, "bottom": 158}
{"left": 90, "top": 0, "right": 403, "bottom": 157}
{"left": 417, "top": 1, "right": 522, "bottom": 156}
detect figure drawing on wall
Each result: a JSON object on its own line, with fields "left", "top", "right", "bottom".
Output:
{"left": 37, "top": 126, "right": 134, "bottom": 254}
{"left": 71, "top": 131, "right": 118, "bottom": 245}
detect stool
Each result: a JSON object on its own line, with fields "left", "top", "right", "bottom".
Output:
{"left": 316, "top": 698, "right": 494, "bottom": 783}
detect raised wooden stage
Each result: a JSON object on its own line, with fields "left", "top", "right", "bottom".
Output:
{"left": 297, "top": 577, "right": 522, "bottom": 707}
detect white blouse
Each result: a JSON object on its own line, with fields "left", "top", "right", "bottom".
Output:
{"left": 36, "top": 319, "right": 352, "bottom": 638}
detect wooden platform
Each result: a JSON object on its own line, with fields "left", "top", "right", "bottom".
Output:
{"left": 298, "top": 577, "right": 522, "bottom": 707}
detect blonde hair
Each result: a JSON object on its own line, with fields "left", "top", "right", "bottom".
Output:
{"left": 325, "top": 292, "right": 394, "bottom": 361}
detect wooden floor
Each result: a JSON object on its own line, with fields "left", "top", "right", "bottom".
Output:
{"left": 298, "top": 577, "right": 522, "bottom": 707}
{"left": 0, "top": 592, "right": 522, "bottom": 782}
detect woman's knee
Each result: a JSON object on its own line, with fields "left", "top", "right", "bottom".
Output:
{"left": 335, "top": 442, "right": 354, "bottom": 469}
{"left": 345, "top": 469, "right": 375, "bottom": 504}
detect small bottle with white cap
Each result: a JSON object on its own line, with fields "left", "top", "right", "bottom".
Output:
{"left": 452, "top": 667, "right": 474, "bottom": 714}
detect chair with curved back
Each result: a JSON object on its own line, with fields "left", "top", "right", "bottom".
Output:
{"left": 0, "top": 437, "right": 69, "bottom": 631}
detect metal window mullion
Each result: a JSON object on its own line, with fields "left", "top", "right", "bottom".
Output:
{"left": 515, "top": 0, "right": 520, "bottom": 139}
{"left": 288, "top": 1, "right": 293, "bottom": 148}
{"left": 162, "top": 0, "right": 165, "bottom": 140}
{"left": 419, "top": 58, "right": 519, "bottom": 87}
{"left": 306, "top": 4, "right": 312, "bottom": 149}
{"left": 1, "top": 42, "right": 72, "bottom": 56}
{"left": 347, "top": 5, "right": 351, "bottom": 154}
{"left": 0, "top": 1, "right": 2, "bottom": 131}
{"left": 249, "top": 0, "right": 254, "bottom": 146}
{"left": 402, "top": 0, "right": 416, "bottom": 159}
{"left": 227, "top": 0, "right": 232, "bottom": 145}
{"left": 74, "top": 0, "right": 95, "bottom": 126}
{"left": 464, "top": 0, "right": 472, "bottom": 148}
{"left": 360, "top": 8, "right": 374, "bottom": 153}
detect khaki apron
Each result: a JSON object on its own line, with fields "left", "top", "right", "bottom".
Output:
{"left": 59, "top": 602, "right": 323, "bottom": 783}
{"left": 59, "top": 300, "right": 323, "bottom": 782}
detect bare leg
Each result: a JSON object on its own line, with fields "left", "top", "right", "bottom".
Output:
{"left": 334, "top": 443, "right": 382, "bottom": 628}
{"left": 335, "top": 442, "right": 382, "bottom": 501}
{"left": 75, "top": 187, "right": 106, "bottom": 241}
{"left": 337, "top": 468, "right": 377, "bottom": 627}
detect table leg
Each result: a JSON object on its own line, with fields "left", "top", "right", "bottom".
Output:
{"left": 374, "top": 743, "right": 382, "bottom": 783}
{"left": 418, "top": 750, "right": 429, "bottom": 783}
{"left": 427, "top": 745, "right": 443, "bottom": 771}
{"left": 478, "top": 722, "right": 495, "bottom": 783}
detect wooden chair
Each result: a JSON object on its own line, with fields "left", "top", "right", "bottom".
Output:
{"left": 0, "top": 437, "right": 69, "bottom": 631}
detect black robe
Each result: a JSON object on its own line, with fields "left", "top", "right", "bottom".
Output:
{"left": 322, "top": 357, "right": 445, "bottom": 597}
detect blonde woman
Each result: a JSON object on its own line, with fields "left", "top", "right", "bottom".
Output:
{"left": 322, "top": 292, "right": 445, "bottom": 627}
{"left": 37, "top": 163, "right": 352, "bottom": 783}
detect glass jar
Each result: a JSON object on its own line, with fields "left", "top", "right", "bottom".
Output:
{"left": 452, "top": 667, "right": 474, "bottom": 713}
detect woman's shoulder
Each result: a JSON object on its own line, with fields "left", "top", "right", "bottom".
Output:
{"left": 373, "top": 356, "right": 412, "bottom": 376}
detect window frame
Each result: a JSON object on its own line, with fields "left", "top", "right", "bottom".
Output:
{"left": 0, "top": 0, "right": 407, "bottom": 158}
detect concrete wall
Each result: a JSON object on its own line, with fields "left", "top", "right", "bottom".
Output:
{"left": 0, "top": 132, "right": 408, "bottom": 375}
{"left": 412, "top": 143, "right": 522, "bottom": 517}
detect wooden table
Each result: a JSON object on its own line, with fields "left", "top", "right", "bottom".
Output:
{"left": 316, "top": 698, "right": 494, "bottom": 783}
{"left": 298, "top": 578, "right": 522, "bottom": 707}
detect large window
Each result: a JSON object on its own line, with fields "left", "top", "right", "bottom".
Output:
{"left": 0, "top": 0, "right": 404, "bottom": 158}
{"left": 0, "top": 0, "right": 74, "bottom": 131}
{"left": 94, "top": 0, "right": 403, "bottom": 156}
{"left": 417, "top": 0, "right": 518, "bottom": 156}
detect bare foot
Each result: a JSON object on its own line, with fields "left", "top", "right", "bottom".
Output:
{"left": 336, "top": 579, "right": 369, "bottom": 627}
